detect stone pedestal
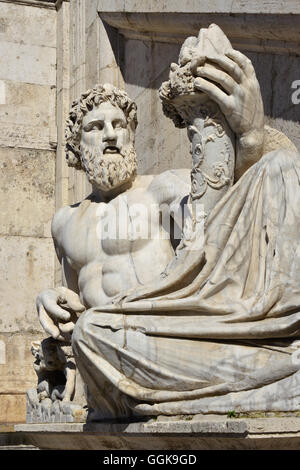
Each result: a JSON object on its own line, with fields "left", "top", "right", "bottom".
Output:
{"left": 15, "top": 416, "right": 300, "bottom": 450}
{"left": 26, "top": 389, "right": 88, "bottom": 424}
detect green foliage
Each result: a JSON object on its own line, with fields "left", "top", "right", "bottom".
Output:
{"left": 227, "top": 410, "right": 237, "bottom": 418}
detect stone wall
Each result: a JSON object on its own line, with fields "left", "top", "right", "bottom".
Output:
{"left": 124, "top": 39, "right": 190, "bottom": 175}
{"left": 0, "top": 0, "right": 57, "bottom": 422}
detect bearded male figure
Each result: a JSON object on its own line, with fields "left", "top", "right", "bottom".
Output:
{"left": 71, "top": 25, "right": 300, "bottom": 419}
{"left": 36, "top": 84, "right": 190, "bottom": 346}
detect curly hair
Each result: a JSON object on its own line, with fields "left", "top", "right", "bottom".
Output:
{"left": 65, "top": 84, "right": 138, "bottom": 170}
{"left": 159, "top": 63, "right": 195, "bottom": 129}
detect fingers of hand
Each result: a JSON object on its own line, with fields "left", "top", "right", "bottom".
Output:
{"left": 42, "top": 291, "right": 71, "bottom": 322}
{"left": 112, "top": 294, "right": 125, "bottom": 305}
{"left": 190, "top": 55, "right": 206, "bottom": 74}
{"left": 226, "top": 49, "right": 254, "bottom": 76}
{"left": 194, "top": 77, "right": 233, "bottom": 115}
{"left": 124, "top": 294, "right": 135, "bottom": 303}
{"left": 205, "top": 54, "right": 243, "bottom": 84}
{"left": 38, "top": 304, "right": 60, "bottom": 339}
{"left": 63, "top": 296, "right": 85, "bottom": 313}
{"left": 196, "top": 66, "right": 236, "bottom": 94}
{"left": 126, "top": 287, "right": 147, "bottom": 302}
{"left": 59, "top": 321, "right": 75, "bottom": 334}
{"left": 57, "top": 288, "right": 85, "bottom": 313}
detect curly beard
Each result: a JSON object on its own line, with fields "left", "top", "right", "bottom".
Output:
{"left": 80, "top": 142, "right": 137, "bottom": 192}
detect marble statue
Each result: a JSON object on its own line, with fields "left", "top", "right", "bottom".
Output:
{"left": 36, "top": 84, "right": 190, "bottom": 339}
{"left": 26, "top": 337, "right": 81, "bottom": 422}
{"left": 31, "top": 84, "right": 190, "bottom": 417}
{"left": 31, "top": 338, "right": 75, "bottom": 403}
{"left": 34, "top": 24, "right": 300, "bottom": 420}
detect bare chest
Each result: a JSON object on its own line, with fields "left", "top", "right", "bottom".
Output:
{"left": 61, "top": 193, "right": 156, "bottom": 270}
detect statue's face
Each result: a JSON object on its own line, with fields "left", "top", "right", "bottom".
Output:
{"left": 81, "top": 101, "right": 130, "bottom": 157}
{"left": 79, "top": 101, "right": 137, "bottom": 193}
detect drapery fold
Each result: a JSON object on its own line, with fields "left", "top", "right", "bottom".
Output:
{"left": 73, "top": 149, "right": 300, "bottom": 417}
{"left": 91, "top": 149, "right": 300, "bottom": 339}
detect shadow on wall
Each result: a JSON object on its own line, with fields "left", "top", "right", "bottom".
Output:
{"left": 103, "top": 21, "right": 300, "bottom": 165}
{"left": 249, "top": 52, "right": 300, "bottom": 151}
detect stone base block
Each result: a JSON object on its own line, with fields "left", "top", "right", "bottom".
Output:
{"left": 26, "top": 389, "right": 88, "bottom": 424}
{"left": 14, "top": 416, "right": 300, "bottom": 450}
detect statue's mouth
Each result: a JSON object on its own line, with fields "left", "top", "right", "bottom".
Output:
{"left": 103, "top": 146, "right": 119, "bottom": 154}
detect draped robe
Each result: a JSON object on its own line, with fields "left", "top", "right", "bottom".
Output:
{"left": 72, "top": 149, "right": 300, "bottom": 417}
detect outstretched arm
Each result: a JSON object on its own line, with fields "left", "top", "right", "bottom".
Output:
{"left": 192, "top": 48, "right": 265, "bottom": 180}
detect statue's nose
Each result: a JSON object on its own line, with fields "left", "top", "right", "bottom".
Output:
{"left": 103, "top": 123, "right": 116, "bottom": 141}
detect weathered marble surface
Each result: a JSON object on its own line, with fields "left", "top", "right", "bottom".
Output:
{"left": 34, "top": 24, "right": 300, "bottom": 422}
{"left": 34, "top": 83, "right": 190, "bottom": 415}
{"left": 26, "top": 389, "right": 87, "bottom": 424}
{"left": 1, "top": 0, "right": 298, "bottom": 430}
{"left": 26, "top": 335, "right": 88, "bottom": 423}
{"left": 15, "top": 417, "right": 300, "bottom": 450}
{"left": 70, "top": 25, "right": 300, "bottom": 418}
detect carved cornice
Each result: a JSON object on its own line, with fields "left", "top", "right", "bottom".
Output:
{"left": 0, "top": 0, "right": 56, "bottom": 8}
{"left": 98, "top": 0, "right": 300, "bottom": 15}
{"left": 0, "top": 0, "right": 70, "bottom": 9}
{"left": 99, "top": 11, "right": 300, "bottom": 55}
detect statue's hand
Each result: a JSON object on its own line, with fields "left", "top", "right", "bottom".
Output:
{"left": 193, "top": 49, "right": 264, "bottom": 177}
{"left": 111, "top": 289, "right": 136, "bottom": 306}
{"left": 36, "top": 287, "right": 85, "bottom": 340}
{"left": 111, "top": 285, "right": 150, "bottom": 305}
{"left": 193, "top": 48, "right": 264, "bottom": 137}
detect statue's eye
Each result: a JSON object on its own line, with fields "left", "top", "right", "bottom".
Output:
{"left": 84, "top": 121, "right": 103, "bottom": 132}
{"left": 113, "top": 120, "right": 125, "bottom": 129}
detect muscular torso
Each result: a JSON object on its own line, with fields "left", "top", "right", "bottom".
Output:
{"left": 53, "top": 172, "right": 190, "bottom": 308}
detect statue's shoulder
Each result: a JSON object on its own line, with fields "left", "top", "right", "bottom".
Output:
{"left": 130, "top": 170, "right": 190, "bottom": 193}
{"left": 126, "top": 170, "right": 190, "bottom": 205}
{"left": 149, "top": 169, "right": 190, "bottom": 196}
{"left": 51, "top": 204, "right": 75, "bottom": 242}
{"left": 131, "top": 174, "right": 155, "bottom": 190}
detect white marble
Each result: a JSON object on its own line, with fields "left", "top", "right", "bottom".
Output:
{"left": 34, "top": 83, "right": 190, "bottom": 408}
{"left": 35, "top": 25, "right": 300, "bottom": 419}
{"left": 15, "top": 417, "right": 300, "bottom": 450}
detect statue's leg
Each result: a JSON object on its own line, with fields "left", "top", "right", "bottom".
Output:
{"left": 72, "top": 308, "right": 298, "bottom": 418}
{"left": 72, "top": 149, "right": 300, "bottom": 418}
{"left": 72, "top": 310, "right": 136, "bottom": 419}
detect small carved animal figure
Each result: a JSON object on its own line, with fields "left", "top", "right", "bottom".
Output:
{"left": 31, "top": 337, "right": 76, "bottom": 402}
